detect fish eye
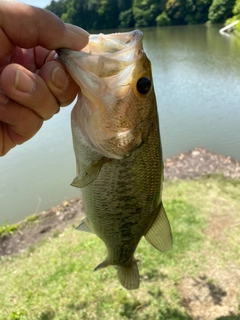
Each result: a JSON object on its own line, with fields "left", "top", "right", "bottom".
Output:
{"left": 136, "top": 77, "right": 151, "bottom": 95}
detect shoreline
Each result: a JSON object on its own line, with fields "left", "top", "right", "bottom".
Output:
{"left": 1, "top": 147, "right": 240, "bottom": 257}
{"left": 164, "top": 147, "right": 240, "bottom": 180}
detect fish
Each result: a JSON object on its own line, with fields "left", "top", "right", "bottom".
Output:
{"left": 58, "top": 30, "right": 172, "bottom": 290}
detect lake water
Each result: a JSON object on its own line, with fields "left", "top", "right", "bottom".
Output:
{"left": 1, "top": 25, "right": 240, "bottom": 224}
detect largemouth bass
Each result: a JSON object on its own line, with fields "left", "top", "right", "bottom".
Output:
{"left": 58, "top": 30, "right": 172, "bottom": 290}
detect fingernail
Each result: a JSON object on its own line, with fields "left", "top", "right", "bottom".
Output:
{"left": 14, "top": 70, "right": 36, "bottom": 93}
{"left": 52, "top": 66, "right": 69, "bottom": 90}
{"left": 0, "top": 90, "right": 9, "bottom": 104}
{"left": 66, "top": 24, "right": 89, "bottom": 38}
{"left": 65, "top": 24, "right": 89, "bottom": 49}
{"left": 53, "top": 53, "right": 58, "bottom": 61}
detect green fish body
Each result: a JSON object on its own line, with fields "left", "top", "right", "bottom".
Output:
{"left": 58, "top": 30, "right": 172, "bottom": 290}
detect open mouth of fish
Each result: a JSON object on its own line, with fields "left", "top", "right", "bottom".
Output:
{"left": 57, "top": 30, "right": 144, "bottom": 101}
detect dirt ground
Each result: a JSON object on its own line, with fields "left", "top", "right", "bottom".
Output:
{"left": 178, "top": 213, "right": 240, "bottom": 320}
{"left": 1, "top": 147, "right": 240, "bottom": 320}
{"left": 164, "top": 147, "right": 240, "bottom": 180}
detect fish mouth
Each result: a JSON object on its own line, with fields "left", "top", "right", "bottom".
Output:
{"left": 57, "top": 30, "right": 144, "bottom": 101}
{"left": 75, "top": 29, "right": 143, "bottom": 56}
{"left": 57, "top": 29, "right": 143, "bottom": 59}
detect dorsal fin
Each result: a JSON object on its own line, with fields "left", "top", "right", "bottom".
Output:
{"left": 76, "top": 218, "right": 93, "bottom": 233}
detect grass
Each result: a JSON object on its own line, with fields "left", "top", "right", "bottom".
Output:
{"left": 0, "top": 214, "right": 39, "bottom": 238}
{"left": 0, "top": 221, "right": 18, "bottom": 238}
{"left": 0, "top": 175, "right": 239, "bottom": 320}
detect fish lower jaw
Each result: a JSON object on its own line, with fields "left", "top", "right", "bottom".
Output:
{"left": 92, "top": 134, "right": 142, "bottom": 159}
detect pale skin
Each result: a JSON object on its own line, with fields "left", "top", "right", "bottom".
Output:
{"left": 0, "top": 1, "right": 89, "bottom": 156}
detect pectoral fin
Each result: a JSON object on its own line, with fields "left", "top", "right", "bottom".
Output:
{"left": 71, "top": 158, "right": 107, "bottom": 188}
{"left": 76, "top": 218, "right": 93, "bottom": 233}
{"left": 144, "top": 204, "right": 172, "bottom": 252}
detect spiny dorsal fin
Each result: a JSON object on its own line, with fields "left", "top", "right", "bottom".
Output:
{"left": 144, "top": 204, "right": 172, "bottom": 252}
{"left": 71, "top": 158, "right": 107, "bottom": 188}
{"left": 116, "top": 260, "right": 139, "bottom": 290}
{"left": 76, "top": 218, "right": 93, "bottom": 233}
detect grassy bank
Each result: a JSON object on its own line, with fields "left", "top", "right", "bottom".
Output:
{"left": 0, "top": 175, "right": 240, "bottom": 320}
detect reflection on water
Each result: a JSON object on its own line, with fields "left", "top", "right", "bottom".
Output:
{"left": 1, "top": 25, "right": 240, "bottom": 224}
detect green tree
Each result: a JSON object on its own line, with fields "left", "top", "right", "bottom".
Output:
{"left": 61, "top": 0, "right": 100, "bottom": 29}
{"left": 165, "top": 0, "right": 211, "bottom": 25}
{"left": 132, "top": 0, "right": 165, "bottom": 28}
{"left": 185, "top": 0, "right": 212, "bottom": 24}
{"left": 165, "top": 0, "right": 186, "bottom": 25}
{"left": 208, "top": 0, "right": 236, "bottom": 23}
{"left": 61, "top": 0, "right": 123, "bottom": 30}
{"left": 118, "top": 0, "right": 133, "bottom": 12}
{"left": 117, "top": 0, "right": 134, "bottom": 27}
{"left": 95, "top": 0, "right": 120, "bottom": 29}
{"left": 118, "top": 9, "right": 135, "bottom": 28}
{"left": 232, "top": 0, "right": 240, "bottom": 17}
{"left": 156, "top": 11, "right": 171, "bottom": 26}
{"left": 45, "top": 0, "right": 230, "bottom": 30}
{"left": 45, "top": 0, "right": 69, "bottom": 17}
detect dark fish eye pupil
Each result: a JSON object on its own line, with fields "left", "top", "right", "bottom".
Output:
{"left": 136, "top": 77, "right": 151, "bottom": 94}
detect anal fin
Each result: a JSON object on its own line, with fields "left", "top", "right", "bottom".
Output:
{"left": 144, "top": 204, "right": 172, "bottom": 252}
{"left": 76, "top": 218, "right": 93, "bottom": 233}
{"left": 71, "top": 157, "right": 107, "bottom": 188}
{"left": 94, "top": 259, "right": 109, "bottom": 271}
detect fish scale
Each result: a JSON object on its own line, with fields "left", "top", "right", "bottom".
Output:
{"left": 80, "top": 122, "right": 166, "bottom": 284}
{"left": 58, "top": 30, "right": 172, "bottom": 290}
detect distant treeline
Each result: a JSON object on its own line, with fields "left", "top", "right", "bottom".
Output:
{"left": 45, "top": 0, "right": 240, "bottom": 30}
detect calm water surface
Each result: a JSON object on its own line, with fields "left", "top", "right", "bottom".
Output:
{"left": 1, "top": 25, "right": 240, "bottom": 224}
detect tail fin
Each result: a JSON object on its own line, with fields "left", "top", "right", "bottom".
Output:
{"left": 117, "top": 260, "right": 139, "bottom": 290}
{"left": 94, "top": 258, "right": 139, "bottom": 290}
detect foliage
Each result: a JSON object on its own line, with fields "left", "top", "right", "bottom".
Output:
{"left": 156, "top": 11, "right": 171, "bottom": 26}
{"left": 165, "top": 0, "right": 186, "bottom": 25}
{"left": 165, "top": 0, "right": 212, "bottom": 25}
{"left": 208, "top": 0, "right": 236, "bottom": 23}
{"left": 186, "top": 0, "right": 213, "bottom": 24}
{"left": 132, "top": 0, "right": 164, "bottom": 28}
{"left": 61, "top": 0, "right": 101, "bottom": 30}
{"left": 118, "top": 9, "right": 135, "bottom": 28}
{"left": 233, "top": 0, "right": 240, "bottom": 16}
{"left": 0, "top": 221, "right": 18, "bottom": 238}
{"left": 224, "top": 0, "right": 240, "bottom": 31}
{"left": 45, "top": 0, "right": 68, "bottom": 18}
{"left": 45, "top": 0, "right": 240, "bottom": 29}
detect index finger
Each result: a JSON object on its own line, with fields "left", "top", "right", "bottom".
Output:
{"left": 0, "top": 1, "right": 89, "bottom": 51}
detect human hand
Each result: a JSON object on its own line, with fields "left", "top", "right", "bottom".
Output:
{"left": 0, "top": 1, "right": 89, "bottom": 156}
